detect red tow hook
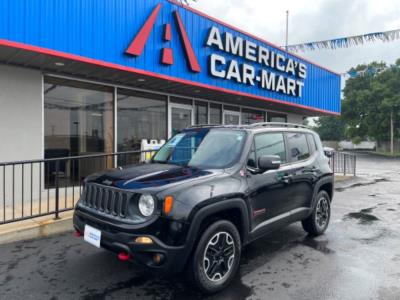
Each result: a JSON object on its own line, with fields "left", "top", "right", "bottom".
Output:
{"left": 74, "top": 230, "right": 82, "bottom": 237}
{"left": 118, "top": 252, "right": 131, "bottom": 261}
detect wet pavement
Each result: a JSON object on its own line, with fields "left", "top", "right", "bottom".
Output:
{"left": 0, "top": 153, "right": 400, "bottom": 300}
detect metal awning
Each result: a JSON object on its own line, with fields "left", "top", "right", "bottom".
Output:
{"left": 0, "top": 41, "right": 327, "bottom": 116}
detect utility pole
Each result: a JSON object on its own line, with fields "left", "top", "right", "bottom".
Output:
{"left": 390, "top": 109, "right": 394, "bottom": 155}
{"left": 285, "top": 10, "right": 289, "bottom": 52}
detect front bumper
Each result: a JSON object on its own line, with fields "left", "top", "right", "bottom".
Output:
{"left": 73, "top": 209, "right": 188, "bottom": 274}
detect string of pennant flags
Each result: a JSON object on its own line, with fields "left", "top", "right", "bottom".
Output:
{"left": 345, "top": 64, "right": 400, "bottom": 78}
{"left": 286, "top": 29, "right": 400, "bottom": 52}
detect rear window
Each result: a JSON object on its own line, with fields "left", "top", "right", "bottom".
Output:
{"left": 307, "top": 134, "right": 318, "bottom": 154}
{"left": 286, "top": 132, "right": 310, "bottom": 162}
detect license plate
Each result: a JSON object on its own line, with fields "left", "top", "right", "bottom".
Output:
{"left": 84, "top": 225, "right": 101, "bottom": 248}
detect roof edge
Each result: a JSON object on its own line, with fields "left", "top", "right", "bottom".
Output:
{"left": 0, "top": 39, "right": 340, "bottom": 116}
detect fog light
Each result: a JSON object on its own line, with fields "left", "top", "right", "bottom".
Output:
{"left": 135, "top": 236, "right": 153, "bottom": 244}
{"left": 153, "top": 253, "right": 165, "bottom": 265}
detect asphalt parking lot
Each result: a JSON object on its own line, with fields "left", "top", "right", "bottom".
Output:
{"left": 0, "top": 153, "right": 399, "bottom": 300}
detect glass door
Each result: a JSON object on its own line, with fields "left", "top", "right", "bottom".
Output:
{"left": 169, "top": 103, "right": 193, "bottom": 137}
{"left": 223, "top": 110, "right": 241, "bottom": 125}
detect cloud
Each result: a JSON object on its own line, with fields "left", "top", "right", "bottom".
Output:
{"left": 192, "top": 0, "right": 400, "bottom": 73}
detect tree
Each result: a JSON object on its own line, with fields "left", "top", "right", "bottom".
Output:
{"left": 314, "top": 116, "right": 346, "bottom": 141}
{"left": 341, "top": 60, "right": 400, "bottom": 153}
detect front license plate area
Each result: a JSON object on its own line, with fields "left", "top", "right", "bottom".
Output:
{"left": 84, "top": 225, "right": 101, "bottom": 248}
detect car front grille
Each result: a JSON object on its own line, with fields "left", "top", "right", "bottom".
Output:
{"left": 81, "top": 183, "right": 134, "bottom": 218}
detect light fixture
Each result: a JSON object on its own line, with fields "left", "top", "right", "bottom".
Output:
{"left": 54, "top": 62, "right": 65, "bottom": 67}
{"left": 137, "top": 78, "right": 146, "bottom": 82}
{"left": 164, "top": 196, "right": 174, "bottom": 215}
{"left": 135, "top": 236, "right": 154, "bottom": 244}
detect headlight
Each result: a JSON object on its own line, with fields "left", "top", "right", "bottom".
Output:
{"left": 138, "top": 194, "right": 155, "bottom": 217}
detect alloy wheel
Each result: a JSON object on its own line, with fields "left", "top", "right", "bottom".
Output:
{"left": 315, "top": 197, "right": 330, "bottom": 229}
{"left": 203, "top": 231, "right": 235, "bottom": 282}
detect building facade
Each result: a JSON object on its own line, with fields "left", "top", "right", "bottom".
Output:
{"left": 0, "top": 0, "right": 341, "bottom": 164}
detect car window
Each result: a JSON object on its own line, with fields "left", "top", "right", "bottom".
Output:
{"left": 307, "top": 134, "right": 318, "bottom": 154}
{"left": 286, "top": 132, "right": 310, "bottom": 162}
{"left": 254, "top": 133, "right": 286, "bottom": 164}
{"left": 247, "top": 141, "right": 257, "bottom": 168}
{"left": 153, "top": 129, "right": 246, "bottom": 169}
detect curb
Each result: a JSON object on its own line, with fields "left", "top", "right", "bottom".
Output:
{"left": 0, "top": 212, "right": 73, "bottom": 245}
{"left": 335, "top": 176, "right": 387, "bottom": 192}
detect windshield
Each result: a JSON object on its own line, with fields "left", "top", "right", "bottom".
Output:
{"left": 153, "top": 129, "right": 247, "bottom": 169}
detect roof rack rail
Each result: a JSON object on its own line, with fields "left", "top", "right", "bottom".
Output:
{"left": 186, "top": 122, "right": 310, "bottom": 130}
{"left": 246, "top": 122, "right": 310, "bottom": 129}
{"left": 186, "top": 124, "right": 226, "bottom": 129}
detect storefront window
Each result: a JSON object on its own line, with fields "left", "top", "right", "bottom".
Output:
{"left": 170, "top": 96, "right": 192, "bottom": 106}
{"left": 195, "top": 101, "right": 208, "bottom": 125}
{"left": 117, "top": 89, "right": 167, "bottom": 151}
{"left": 268, "top": 112, "right": 287, "bottom": 123}
{"left": 241, "top": 109, "right": 265, "bottom": 124}
{"left": 210, "top": 103, "right": 222, "bottom": 124}
{"left": 44, "top": 77, "right": 114, "bottom": 157}
{"left": 44, "top": 77, "right": 114, "bottom": 186}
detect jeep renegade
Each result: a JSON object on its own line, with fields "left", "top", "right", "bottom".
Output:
{"left": 73, "top": 123, "right": 333, "bottom": 293}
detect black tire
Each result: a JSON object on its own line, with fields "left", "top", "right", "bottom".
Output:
{"left": 189, "top": 220, "right": 241, "bottom": 294}
{"left": 302, "top": 190, "right": 331, "bottom": 236}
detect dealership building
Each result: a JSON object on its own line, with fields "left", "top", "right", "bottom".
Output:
{"left": 0, "top": 0, "right": 340, "bottom": 164}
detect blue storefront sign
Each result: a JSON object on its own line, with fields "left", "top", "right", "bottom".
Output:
{"left": 0, "top": 0, "right": 341, "bottom": 114}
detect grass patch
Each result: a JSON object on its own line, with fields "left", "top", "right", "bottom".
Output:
{"left": 335, "top": 175, "right": 355, "bottom": 183}
{"left": 376, "top": 151, "right": 400, "bottom": 157}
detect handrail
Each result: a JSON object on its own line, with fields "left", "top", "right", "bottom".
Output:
{"left": 0, "top": 150, "right": 147, "bottom": 166}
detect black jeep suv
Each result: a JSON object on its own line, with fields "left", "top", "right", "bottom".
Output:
{"left": 73, "top": 123, "right": 333, "bottom": 293}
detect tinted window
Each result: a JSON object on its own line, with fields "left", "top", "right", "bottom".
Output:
{"left": 247, "top": 141, "right": 257, "bottom": 168}
{"left": 241, "top": 109, "right": 265, "bottom": 125}
{"left": 287, "top": 133, "right": 310, "bottom": 161}
{"left": 267, "top": 112, "right": 287, "bottom": 123}
{"left": 307, "top": 134, "right": 318, "bottom": 154}
{"left": 117, "top": 89, "right": 167, "bottom": 151}
{"left": 44, "top": 77, "right": 114, "bottom": 157}
{"left": 195, "top": 101, "right": 208, "bottom": 125}
{"left": 210, "top": 103, "right": 222, "bottom": 124}
{"left": 254, "top": 133, "right": 286, "bottom": 164}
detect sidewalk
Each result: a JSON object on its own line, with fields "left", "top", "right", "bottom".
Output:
{"left": 0, "top": 210, "right": 73, "bottom": 245}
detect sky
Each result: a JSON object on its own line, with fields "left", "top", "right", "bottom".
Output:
{"left": 191, "top": 0, "right": 400, "bottom": 74}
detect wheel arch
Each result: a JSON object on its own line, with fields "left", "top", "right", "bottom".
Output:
{"left": 311, "top": 175, "right": 334, "bottom": 209}
{"left": 180, "top": 199, "right": 250, "bottom": 270}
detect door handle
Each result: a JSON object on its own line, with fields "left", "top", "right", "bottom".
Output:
{"left": 303, "top": 167, "right": 318, "bottom": 173}
{"left": 281, "top": 174, "right": 292, "bottom": 184}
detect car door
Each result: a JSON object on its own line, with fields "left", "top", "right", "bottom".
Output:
{"left": 283, "top": 132, "right": 315, "bottom": 216}
{"left": 246, "top": 132, "right": 294, "bottom": 235}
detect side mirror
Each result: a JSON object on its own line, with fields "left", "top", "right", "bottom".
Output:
{"left": 323, "top": 147, "right": 334, "bottom": 158}
{"left": 258, "top": 155, "right": 281, "bottom": 172}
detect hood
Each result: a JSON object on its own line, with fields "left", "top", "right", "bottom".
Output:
{"left": 87, "top": 163, "right": 217, "bottom": 190}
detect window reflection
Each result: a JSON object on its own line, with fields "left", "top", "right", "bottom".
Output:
{"left": 241, "top": 109, "right": 265, "bottom": 124}
{"left": 44, "top": 77, "right": 114, "bottom": 187}
{"left": 195, "top": 101, "right": 208, "bottom": 125}
{"left": 117, "top": 89, "right": 167, "bottom": 151}
{"left": 210, "top": 103, "right": 222, "bottom": 124}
